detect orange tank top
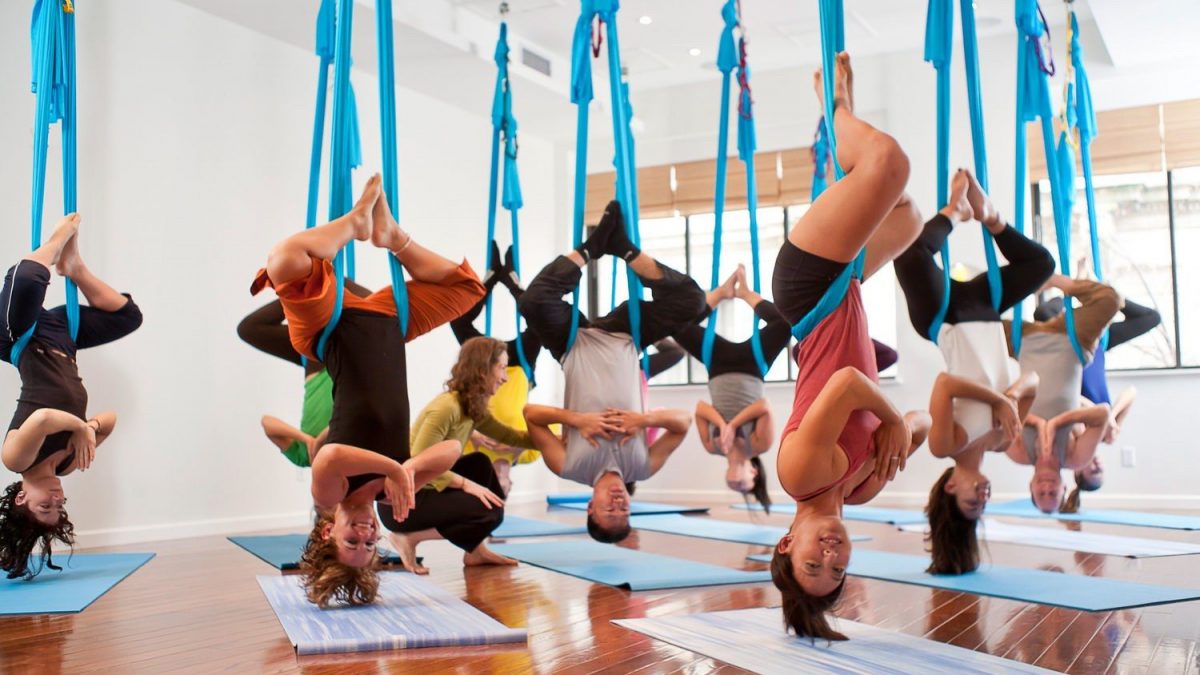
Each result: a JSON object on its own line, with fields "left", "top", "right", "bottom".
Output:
{"left": 781, "top": 279, "right": 880, "bottom": 501}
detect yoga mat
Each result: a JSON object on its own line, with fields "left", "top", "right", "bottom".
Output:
{"left": 986, "top": 499, "right": 1200, "bottom": 530}
{"left": 258, "top": 572, "right": 527, "bottom": 655}
{"left": 732, "top": 502, "right": 926, "bottom": 525}
{"left": 546, "top": 493, "right": 590, "bottom": 504}
{"left": 489, "top": 540, "right": 770, "bottom": 590}
{"left": 492, "top": 515, "right": 587, "bottom": 538}
{"left": 550, "top": 497, "right": 709, "bottom": 515}
{"left": 616, "top": 607, "right": 1054, "bottom": 674}
{"left": 630, "top": 514, "right": 869, "bottom": 547}
{"left": 746, "top": 549, "right": 1200, "bottom": 611}
{"left": 0, "top": 553, "right": 154, "bottom": 615}
{"left": 228, "top": 534, "right": 407, "bottom": 571}
{"left": 899, "top": 519, "right": 1200, "bottom": 558}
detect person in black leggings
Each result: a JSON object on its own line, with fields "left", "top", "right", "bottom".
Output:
{"left": 1, "top": 216, "right": 142, "bottom": 580}
{"left": 520, "top": 199, "right": 702, "bottom": 543}
{"left": 894, "top": 169, "right": 1052, "bottom": 575}
{"left": 672, "top": 265, "right": 789, "bottom": 512}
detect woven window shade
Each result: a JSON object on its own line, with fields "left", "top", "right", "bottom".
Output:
{"left": 1027, "top": 104, "right": 1164, "bottom": 181}
{"left": 1164, "top": 99, "right": 1200, "bottom": 170}
{"left": 778, "top": 148, "right": 816, "bottom": 206}
{"left": 583, "top": 166, "right": 676, "bottom": 224}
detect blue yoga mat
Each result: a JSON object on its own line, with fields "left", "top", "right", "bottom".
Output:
{"left": 986, "top": 499, "right": 1200, "bottom": 530}
{"left": 258, "top": 572, "right": 527, "bottom": 655}
{"left": 630, "top": 514, "right": 869, "bottom": 547}
{"left": 490, "top": 540, "right": 770, "bottom": 590}
{"left": 228, "top": 534, "right": 407, "bottom": 570}
{"left": 552, "top": 500, "right": 710, "bottom": 515}
{"left": 746, "top": 549, "right": 1200, "bottom": 611}
{"left": 492, "top": 515, "right": 587, "bottom": 538}
{"left": 616, "top": 607, "right": 1053, "bottom": 674}
{"left": 546, "top": 493, "right": 591, "bottom": 504}
{"left": 0, "top": 553, "right": 154, "bottom": 615}
{"left": 732, "top": 502, "right": 926, "bottom": 525}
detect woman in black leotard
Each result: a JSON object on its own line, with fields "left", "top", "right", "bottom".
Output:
{"left": 0, "top": 216, "right": 142, "bottom": 580}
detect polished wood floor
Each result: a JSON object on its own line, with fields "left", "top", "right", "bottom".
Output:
{"left": 3, "top": 501, "right": 1199, "bottom": 674}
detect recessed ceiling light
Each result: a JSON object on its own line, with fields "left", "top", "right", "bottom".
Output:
{"left": 688, "top": 47, "right": 701, "bottom": 56}
{"left": 639, "top": 15, "right": 652, "bottom": 25}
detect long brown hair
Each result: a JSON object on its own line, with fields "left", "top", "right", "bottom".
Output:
{"left": 1061, "top": 470, "right": 1102, "bottom": 514}
{"left": 769, "top": 547, "right": 847, "bottom": 641}
{"left": 0, "top": 481, "right": 75, "bottom": 580}
{"left": 924, "top": 467, "right": 980, "bottom": 575}
{"left": 448, "top": 337, "right": 507, "bottom": 422}
{"left": 298, "top": 512, "right": 380, "bottom": 608}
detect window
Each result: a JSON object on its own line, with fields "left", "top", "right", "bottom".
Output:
{"left": 595, "top": 205, "right": 900, "bottom": 387}
{"left": 1033, "top": 167, "right": 1198, "bottom": 370}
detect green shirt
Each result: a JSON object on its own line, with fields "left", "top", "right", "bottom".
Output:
{"left": 282, "top": 369, "right": 334, "bottom": 468}
{"left": 410, "top": 391, "right": 534, "bottom": 491}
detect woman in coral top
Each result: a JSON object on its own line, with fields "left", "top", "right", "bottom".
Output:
{"left": 769, "top": 54, "right": 930, "bottom": 641}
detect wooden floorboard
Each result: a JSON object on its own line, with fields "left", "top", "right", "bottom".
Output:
{"left": 2, "top": 501, "right": 1199, "bottom": 673}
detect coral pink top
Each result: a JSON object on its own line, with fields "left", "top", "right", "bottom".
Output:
{"left": 781, "top": 279, "right": 880, "bottom": 501}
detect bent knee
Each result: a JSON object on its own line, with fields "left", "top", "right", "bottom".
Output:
{"left": 266, "top": 245, "right": 313, "bottom": 287}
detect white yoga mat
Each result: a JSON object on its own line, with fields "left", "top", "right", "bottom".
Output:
{"left": 899, "top": 519, "right": 1200, "bottom": 558}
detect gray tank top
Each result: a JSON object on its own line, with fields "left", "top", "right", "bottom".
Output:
{"left": 708, "top": 373, "right": 764, "bottom": 440}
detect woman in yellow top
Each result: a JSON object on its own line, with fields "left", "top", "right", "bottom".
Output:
{"left": 379, "top": 336, "right": 537, "bottom": 573}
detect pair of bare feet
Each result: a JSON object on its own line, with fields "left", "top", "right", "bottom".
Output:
{"left": 814, "top": 52, "right": 855, "bottom": 114}
{"left": 40, "top": 214, "right": 86, "bottom": 278}
{"left": 710, "top": 263, "right": 756, "bottom": 304}
{"left": 941, "top": 169, "right": 1003, "bottom": 234}
{"left": 386, "top": 529, "right": 517, "bottom": 575}
{"left": 347, "top": 174, "right": 410, "bottom": 253}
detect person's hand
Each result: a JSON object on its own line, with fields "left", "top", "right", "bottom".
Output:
{"left": 69, "top": 422, "right": 98, "bottom": 471}
{"left": 873, "top": 419, "right": 912, "bottom": 483}
{"left": 384, "top": 466, "right": 416, "bottom": 522}
{"left": 574, "top": 412, "right": 620, "bottom": 448}
{"left": 462, "top": 479, "right": 505, "bottom": 509}
{"left": 1038, "top": 419, "right": 1058, "bottom": 463}
{"left": 718, "top": 423, "right": 736, "bottom": 456}
{"left": 470, "top": 430, "right": 500, "bottom": 451}
{"left": 992, "top": 396, "right": 1021, "bottom": 444}
{"left": 605, "top": 409, "right": 645, "bottom": 445}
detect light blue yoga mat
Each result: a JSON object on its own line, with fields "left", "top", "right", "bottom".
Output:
{"left": 0, "top": 553, "right": 154, "bottom": 615}
{"left": 258, "top": 572, "right": 527, "bottom": 655}
{"left": 492, "top": 515, "right": 587, "bottom": 538}
{"left": 616, "top": 607, "right": 1054, "bottom": 674}
{"left": 732, "top": 502, "right": 926, "bottom": 525}
{"left": 746, "top": 549, "right": 1200, "bottom": 611}
{"left": 489, "top": 540, "right": 770, "bottom": 590}
{"left": 228, "top": 534, "right": 407, "bottom": 571}
{"left": 630, "top": 514, "right": 869, "bottom": 547}
{"left": 986, "top": 499, "right": 1200, "bottom": 530}
{"left": 549, "top": 494, "right": 709, "bottom": 515}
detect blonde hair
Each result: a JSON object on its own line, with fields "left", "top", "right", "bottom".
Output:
{"left": 298, "top": 512, "right": 380, "bottom": 608}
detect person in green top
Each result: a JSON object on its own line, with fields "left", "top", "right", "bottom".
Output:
{"left": 378, "top": 336, "right": 537, "bottom": 573}
{"left": 237, "top": 282, "right": 369, "bottom": 467}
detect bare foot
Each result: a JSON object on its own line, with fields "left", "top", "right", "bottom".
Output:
{"left": 349, "top": 175, "right": 381, "bottom": 242}
{"left": 370, "top": 183, "right": 408, "bottom": 251}
{"left": 463, "top": 542, "right": 518, "bottom": 567}
{"left": 964, "top": 170, "right": 1002, "bottom": 233}
{"left": 386, "top": 531, "right": 431, "bottom": 575}
{"left": 38, "top": 213, "right": 80, "bottom": 271}
{"left": 940, "top": 170, "right": 974, "bottom": 223}
{"left": 719, "top": 267, "right": 739, "bottom": 300}
{"left": 55, "top": 228, "right": 83, "bottom": 278}
{"left": 812, "top": 52, "right": 853, "bottom": 113}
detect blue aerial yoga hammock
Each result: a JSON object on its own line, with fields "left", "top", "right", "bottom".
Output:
{"left": 700, "top": 0, "right": 768, "bottom": 377}
{"left": 481, "top": 21, "right": 534, "bottom": 382}
{"left": 566, "top": 0, "right": 646, "bottom": 371}
{"left": 789, "top": 0, "right": 864, "bottom": 343}
{"left": 1012, "top": 0, "right": 1087, "bottom": 364}
{"left": 922, "top": 0, "right": 1004, "bottom": 343}
{"left": 311, "top": 0, "right": 409, "bottom": 362}
{"left": 14, "top": 0, "right": 82, "bottom": 368}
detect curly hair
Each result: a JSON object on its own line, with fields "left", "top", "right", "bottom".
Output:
{"left": 769, "top": 546, "right": 847, "bottom": 641}
{"left": 924, "top": 467, "right": 980, "bottom": 575}
{"left": 298, "top": 512, "right": 380, "bottom": 608}
{"left": 0, "top": 481, "right": 75, "bottom": 580}
{"left": 447, "top": 337, "right": 508, "bottom": 422}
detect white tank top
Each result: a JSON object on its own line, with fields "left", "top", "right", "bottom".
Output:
{"left": 938, "top": 322, "right": 1020, "bottom": 444}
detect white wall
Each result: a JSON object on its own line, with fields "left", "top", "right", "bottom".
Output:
{"left": 607, "top": 25, "right": 1200, "bottom": 509}
{"left": 0, "top": 0, "right": 563, "bottom": 547}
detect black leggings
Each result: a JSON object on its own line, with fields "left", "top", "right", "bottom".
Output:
{"left": 1035, "top": 296, "right": 1161, "bottom": 351}
{"left": 645, "top": 339, "right": 686, "bottom": 379}
{"left": 376, "top": 453, "right": 505, "bottom": 553}
{"left": 449, "top": 282, "right": 542, "bottom": 371}
{"left": 237, "top": 279, "right": 370, "bottom": 374}
{"left": 1, "top": 261, "right": 142, "bottom": 362}
{"left": 894, "top": 215, "right": 1055, "bottom": 336}
{"left": 673, "top": 300, "right": 792, "bottom": 378}
{"left": 518, "top": 256, "right": 706, "bottom": 362}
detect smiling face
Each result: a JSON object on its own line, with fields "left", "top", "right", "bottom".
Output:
{"left": 778, "top": 515, "right": 851, "bottom": 597}
{"left": 323, "top": 501, "right": 380, "bottom": 568}
{"left": 487, "top": 352, "right": 510, "bottom": 396}
{"left": 15, "top": 480, "right": 66, "bottom": 527}
{"left": 944, "top": 471, "right": 991, "bottom": 521}
{"left": 1030, "top": 470, "right": 1066, "bottom": 513}
{"left": 725, "top": 458, "right": 757, "bottom": 494}
{"left": 588, "top": 479, "right": 631, "bottom": 531}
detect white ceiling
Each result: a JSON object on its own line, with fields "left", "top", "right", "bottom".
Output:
{"left": 457, "top": 0, "right": 1095, "bottom": 90}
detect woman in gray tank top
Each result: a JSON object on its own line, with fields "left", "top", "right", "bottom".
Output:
{"left": 672, "top": 267, "right": 793, "bottom": 513}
